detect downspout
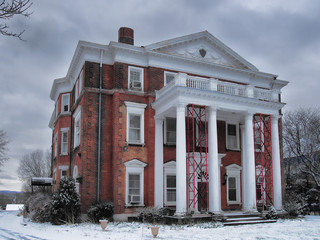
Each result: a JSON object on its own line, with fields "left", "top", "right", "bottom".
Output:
{"left": 97, "top": 50, "right": 103, "bottom": 202}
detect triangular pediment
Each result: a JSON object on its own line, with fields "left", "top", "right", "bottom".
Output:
{"left": 145, "top": 31, "right": 258, "bottom": 71}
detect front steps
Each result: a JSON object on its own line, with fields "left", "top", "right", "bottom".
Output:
{"left": 222, "top": 212, "right": 277, "bottom": 226}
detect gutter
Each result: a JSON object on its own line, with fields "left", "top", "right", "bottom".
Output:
{"left": 97, "top": 50, "right": 103, "bottom": 201}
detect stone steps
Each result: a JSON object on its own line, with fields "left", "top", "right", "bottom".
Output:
{"left": 222, "top": 213, "right": 277, "bottom": 226}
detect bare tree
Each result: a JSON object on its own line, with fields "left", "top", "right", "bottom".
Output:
{"left": 0, "top": 130, "right": 9, "bottom": 170}
{"left": 283, "top": 108, "right": 320, "bottom": 188}
{"left": 0, "top": 0, "right": 33, "bottom": 40}
{"left": 17, "top": 149, "right": 51, "bottom": 192}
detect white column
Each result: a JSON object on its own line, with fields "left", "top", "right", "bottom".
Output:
{"left": 175, "top": 104, "right": 187, "bottom": 214}
{"left": 240, "top": 124, "right": 248, "bottom": 211}
{"left": 154, "top": 117, "right": 164, "bottom": 208}
{"left": 244, "top": 112, "right": 257, "bottom": 212}
{"left": 208, "top": 107, "right": 220, "bottom": 213}
{"left": 271, "top": 115, "right": 283, "bottom": 210}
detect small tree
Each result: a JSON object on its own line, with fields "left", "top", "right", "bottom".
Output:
{"left": 0, "top": 130, "right": 9, "bottom": 170}
{"left": 51, "top": 177, "right": 81, "bottom": 225}
{"left": 17, "top": 149, "right": 51, "bottom": 192}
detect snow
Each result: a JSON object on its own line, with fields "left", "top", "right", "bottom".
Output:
{"left": 5, "top": 204, "right": 24, "bottom": 211}
{"left": 0, "top": 211, "right": 320, "bottom": 240}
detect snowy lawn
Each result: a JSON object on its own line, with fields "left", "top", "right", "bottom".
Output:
{"left": 0, "top": 211, "right": 320, "bottom": 240}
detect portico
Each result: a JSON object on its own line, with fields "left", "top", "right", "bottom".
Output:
{"left": 153, "top": 72, "right": 286, "bottom": 214}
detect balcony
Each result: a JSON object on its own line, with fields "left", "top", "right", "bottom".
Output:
{"left": 156, "top": 73, "right": 280, "bottom": 103}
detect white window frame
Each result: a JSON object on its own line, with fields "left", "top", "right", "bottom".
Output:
{"left": 254, "top": 121, "right": 265, "bottom": 152}
{"left": 125, "top": 101, "right": 146, "bottom": 145}
{"left": 60, "top": 128, "right": 69, "bottom": 155}
{"left": 226, "top": 122, "right": 240, "bottom": 150}
{"left": 256, "top": 165, "right": 266, "bottom": 205}
{"left": 164, "top": 71, "right": 176, "bottom": 86}
{"left": 124, "top": 159, "right": 147, "bottom": 206}
{"left": 73, "top": 106, "right": 81, "bottom": 148}
{"left": 164, "top": 161, "right": 176, "bottom": 206}
{"left": 61, "top": 93, "right": 70, "bottom": 113}
{"left": 164, "top": 117, "right": 176, "bottom": 145}
{"left": 59, "top": 165, "right": 69, "bottom": 179}
{"left": 128, "top": 66, "right": 144, "bottom": 91}
{"left": 225, "top": 164, "right": 242, "bottom": 205}
{"left": 73, "top": 165, "right": 80, "bottom": 194}
{"left": 54, "top": 132, "right": 58, "bottom": 157}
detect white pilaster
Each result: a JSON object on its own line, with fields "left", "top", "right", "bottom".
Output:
{"left": 271, "top": 115, "right": 282, "bottom": 210}
{"left": 154, "top": 117, "right": 164, "bottom": 208}
{"left": 208, "top": 107, "right": 220, "bottom": 213}
{"left": 175, "top": 104, "right": 187, "bottom": 214}
{"left": 240, "top": 124, "right": 248, "bottom": 211}
{"left": 244, "top": 112, "right": 257, "bottom": 212}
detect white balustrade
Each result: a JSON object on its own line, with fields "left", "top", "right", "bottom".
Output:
{"left": 155, "top": 73, "right": 279, "bottom": 103}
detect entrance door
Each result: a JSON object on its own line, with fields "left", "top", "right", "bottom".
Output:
{"left": 197, "top": 182, "right": 208, "bottom": 212}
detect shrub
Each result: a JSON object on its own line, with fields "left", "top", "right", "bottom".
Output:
{"left": 138, "top": 207, "right": 167, "bottom": 224}
{"left": 23, "top": 192, "right": 52, "bottom": 223}
{"left": 87, "top": 202, "right": 114, "bottom": 223}
{"left": 51, "top": 177, "right": 81, "bottom": 225}
{"left": 265, "top": 205, "right": 278, "bottom": 219}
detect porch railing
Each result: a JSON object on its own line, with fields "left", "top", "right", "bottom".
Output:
{"left": 156, "top": 73, "right": 279, "bottom": 102}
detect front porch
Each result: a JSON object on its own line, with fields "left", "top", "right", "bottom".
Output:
{"left": 152, "top": 73, "right": 285, "bottom": 215}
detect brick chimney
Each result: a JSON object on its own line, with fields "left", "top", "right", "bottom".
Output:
{"left": 118, "top": 27, "right": 134, "bottom": 45}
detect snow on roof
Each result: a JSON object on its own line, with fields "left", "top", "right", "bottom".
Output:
{"left": 6, "top": 204, "right": 24, "bottom": 211}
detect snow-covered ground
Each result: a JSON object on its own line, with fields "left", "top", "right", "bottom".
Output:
{"left": 0, "top": 211, "right": 320, "bottom": 240}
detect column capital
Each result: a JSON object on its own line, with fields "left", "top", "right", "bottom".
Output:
{"left": 154, "top": 116, "right": 164, "bottom": 123}
{"left": 208, "top": 106, "right": 219, "bottom": 112}
{"left": 176, "top": 103, "right": 186, "bottom": 112}
{"left": 271, "top": 114, "right": 281, "bottom": 121}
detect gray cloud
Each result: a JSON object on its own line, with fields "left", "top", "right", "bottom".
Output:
{"left": 1, "top": 0, "right": 319, "bottom": 190}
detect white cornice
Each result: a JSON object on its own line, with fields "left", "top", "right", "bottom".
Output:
{"left": 49, "top": 32, "right": 287, "bottom": 104}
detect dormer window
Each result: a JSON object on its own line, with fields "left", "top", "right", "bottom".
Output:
{"left": 129, "top": 66, "right": 143, "bottom": 91}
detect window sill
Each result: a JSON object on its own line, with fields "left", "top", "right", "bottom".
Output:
{"left": 126, "top": 142, "right": 145, "bottom": 147}
{"left": 60, "top": 153, "right": 68, "bottom": 156}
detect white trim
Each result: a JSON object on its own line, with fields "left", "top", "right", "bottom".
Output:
{"left": 164, "top": 71, "right": 177, "bottom": 86}
{"left": 61, "top": 93, "right": 70, "bottom": 113}
{"left": 226, "top": 122, "right": 240, "bottom": 151}
{"left": 54, "top": 132, "right": 58, "bottom": 157}
{"left": 124, "top": 102, "right": 147, "bottom": 145}
{"left": 59, "top": 165, "right": 69, "bottom": 179}
{"left": 73, "top": 106, "right": 81, "bottom": 148}
{"left": 225, "top": 164, "right": 242, "bottom": 205}
{"left": 60, "top": 128, "right": 69, "bottom": 155}
{"left": 128, "top": 66, "right": 144, "bottom": 92}
{"left": 124, "top": 159, "right": 147, "bottom": 207}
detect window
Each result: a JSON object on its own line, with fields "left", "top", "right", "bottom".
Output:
{"left": 256, "top": 165, "right": 265, "bottom": 205}
{"left": 61, "top": 128, "right": 69, "bottom": 155}
{"left": 225, "top": 164, "right": 242, "bottom": 205}
{"left": 125, "top": 102, "right": 147, "bottom": 145}
{"left": 73, "top": 166, "right": 80, "bottom": 194}
{"left": 164, "top": 161, "right": 176, "bottom": 206}
{"left": 73, "top": 107, "right": 81, "bottom": 148}
{"left": 54, "top": 133, "right": 58, "bottom": 157}
{"left": 59, "top": 165, "right": 69, "bottom": 179}
{"left": 166, "top": 175, "right": 176, "bottom": 203}
{"left": 226, "top": 123, "right": 239, "bottom": 150}
{"left": 55, "top": 101, "right": 59, "bottom": 118}
{"left": 165, "top": 117, "right": 176, "bottom": 145}
{"left": 254, "top": 120, "right": 264, "bottom": 152}
{"left": 124, "top": 159, "right": 147, "bottom": 206}
{"left": 61, "top": 94, "right": 70, "bottom": 113}
{"left": 196, "top": 121, "right": 207, "bottom": 147}
{"left": 128, "top": 66, "right": 143, "bottom": 91}
{"left": 164, "top": 72, "right": 176, "bottom": 85}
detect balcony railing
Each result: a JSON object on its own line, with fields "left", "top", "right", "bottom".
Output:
{"left": 156, "top": 73, "right": 279, "bottom": 102}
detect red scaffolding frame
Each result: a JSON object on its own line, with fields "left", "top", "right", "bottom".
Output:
{"left": 253, "top": 114, "right": 274, "bottom": 210}
{"left": 186, "top": 104, "right": 209, "bottom": 212}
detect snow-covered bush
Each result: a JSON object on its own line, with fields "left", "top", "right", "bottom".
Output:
{"left": 138, "top": 207, "right": 167, "bottom": 223}
{"left": 51, "top": 177, "right": 81, "bottom": 225}
{"left": 87, "top": 201, "right": 114, "bottom": 223}
{"left": 265, "top": 205, "right": 278, "bottom": 219}
{"left": 23, "top": 192, "right": 52, "bottom": 223}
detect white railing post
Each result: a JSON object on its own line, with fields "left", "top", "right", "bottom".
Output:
{"left": 175, "top": 73, "right": 187, "bottom": 87}
{"left": 209, "top": 78, "right": 218, "bottom": 91}
{"left": 246, "top": 85, "right": 254, "bottom": 98}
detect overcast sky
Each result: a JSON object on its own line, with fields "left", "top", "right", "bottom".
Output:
{"left": 0, "top": 0, "right": 319, "bottom": 191}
